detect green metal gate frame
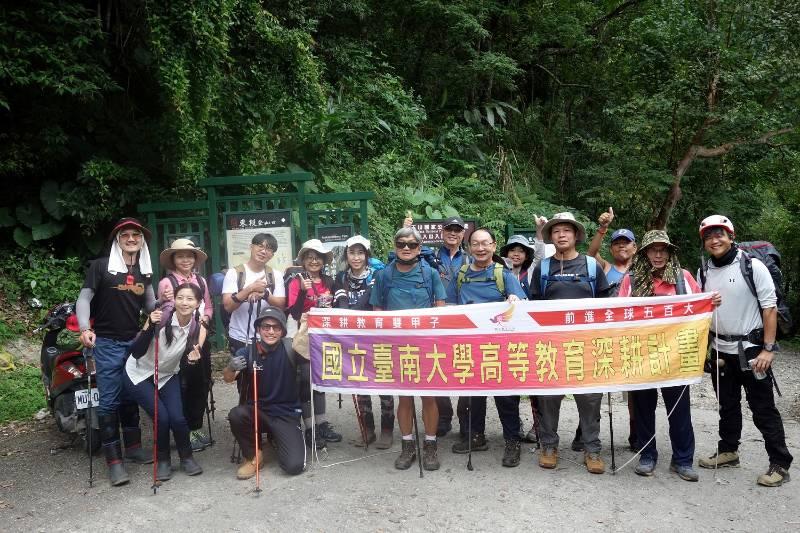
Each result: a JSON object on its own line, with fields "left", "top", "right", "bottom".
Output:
{"left": 138, "top": 172, "right": 374, "bottom": 347}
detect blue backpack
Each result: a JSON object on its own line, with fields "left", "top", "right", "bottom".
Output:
{"left": 381, "top": 260, "right": 435, "bottom": 307}
{"left": 539, "top": 256, "right": 598, "bottom": 297}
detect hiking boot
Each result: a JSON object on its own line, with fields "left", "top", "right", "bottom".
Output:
{"left": 305, "top": 428, "right": 326, "bottom": 450}
{"left": 502, "top": 440, "right": 521, "bottom": 468}
{"left": 190, "top": 430, "right": 209, "bottom": 452}
{"left": 451, "top": 433, "right": 489, "bottom": 454}
{"left": 394, "top": 439, "right": 416, "bottom": 470}
{"left": 317, "top": 421, "right": 342, "bottom": 443}
{"left": 354, "top": 412, "right": 376, "bottom": 447}
{"left": 375, "top": 429, "right": 394, "bottom": 450}
{"left": 236, "top": 451, "right": 264, "bottom": 480}
{"left": 635, "top": 457, "right": 656, "bottom": 477}
{"left": 538, "top": 447, "right": 558, "bottom": 469}
{"left": 670, "top": 462, "right": 699, "bottom": 482}
{"left": 353, "top": 430, "right": 377, "bottom": 447}
{"left": 436, "top": 419, "right": 452, "bottom": 438}
{"left": 523, "top": 428, "right": 538, "bottom": 444}
{"left": 156, "top": 458, "right": 173, "bottom": 481}
{"left": 100, "top": 414, "right": 130, "bottom": 486}
{"left": 584, "top": 452, "right": 605, "bottom": 474}
{"left": 757, "top": 464, "right": 790, "bottom": 487}
{"left": 181, "top": 456, "right": 203, "bottom": 476}
{"left": 422, "top": 440, "right": 440, "bottom": 471}
{"left": 571, "top": 437, "right": 584, "bottom": 452}
{"left": 698, "top": 451, "right": 740, "bottom": 469}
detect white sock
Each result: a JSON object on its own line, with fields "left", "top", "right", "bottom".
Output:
{"left": 402, "top": 434, "right": 413, "bottom": 441}
{"left": 425, "top": 435, "right": 437, "bottom": 442}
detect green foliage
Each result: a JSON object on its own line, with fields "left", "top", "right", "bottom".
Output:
{"left": 0, "top": 246, "right": 84, "bottom": 310}
{"left": 0, "top": 364, "right": 46, "bottom": 424}
{"left": 2, "top": 0, "right": 799, "bottom": 324}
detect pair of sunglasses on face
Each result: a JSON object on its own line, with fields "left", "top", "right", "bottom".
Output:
{"left": 395, "top": 241, "right": 420, "bottom": 250}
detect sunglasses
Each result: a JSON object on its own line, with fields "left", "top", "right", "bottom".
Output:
{"left": 395, "top": 241, "right": 420, "bottom": 250}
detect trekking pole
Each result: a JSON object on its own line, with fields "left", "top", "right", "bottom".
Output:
{"left": 411, "top": 397, "right": 423, "bottom": 479}
{"left": 467, "top": 396, "right": 474, "bottom": 471}
{"left": 352, "top": 395, "right": 369, "bottom": 451}
{"left": 252, "top": 299, "right": 262, "bottom": 494}
{"left": 338, "top": 394, "right": 343, "bottom": 409}
{"left": 607, "top": 392, "right": 616, "bottom": 474}
{"left": 205, "top": 347, "right": 216, "bottom": 447}
{"left": 152, "top": 316, "right": 162, "bottom": 495}
{"left": 231, "top": 300, "right": 255, "bottom": 464}
{"left": 84, "top": 347, "right": 94, "bottom": 487}
{"left": 768, "top": 368, "right": 782, "bottom": 397}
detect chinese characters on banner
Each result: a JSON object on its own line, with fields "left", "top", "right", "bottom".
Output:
{"left": 308, "top": 294, "right": 713, "bottom": 396}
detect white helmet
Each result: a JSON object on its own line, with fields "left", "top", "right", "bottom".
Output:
{"left": 699, "top": 215, "right": 735, "bottom": 238}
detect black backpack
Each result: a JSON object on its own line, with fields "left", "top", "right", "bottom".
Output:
{"left": 700, "top": 242, "right": 792, "bottom": 336}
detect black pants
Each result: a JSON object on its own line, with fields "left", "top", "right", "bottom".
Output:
{"left": 463, "top": 395, "right": 521, "bottom": 441}
{"left": 437, "top": 396, "right": 470, "bottom": 435}
{"left": 124, "top": 373, "right": 191, "bottom": 458}
{"left": 180, "top": 342, "right": 212, "bottom": 431}
{"left": 711, "top": 347, "right": 792, "bottom": 469}
{"left": 229, "top": 404, "right": 305, "bottom": 475}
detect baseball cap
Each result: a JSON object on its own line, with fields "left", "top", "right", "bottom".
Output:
{"left": 610, "top": 229, "right": 636, "bottom": 243}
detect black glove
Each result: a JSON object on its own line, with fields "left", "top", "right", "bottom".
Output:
{"left": 227, "top": 355, "right": 247, "bottom": 372}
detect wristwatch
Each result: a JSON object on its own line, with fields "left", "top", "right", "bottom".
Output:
{"left": 763, "top": 342, "right": 780, "bottom": 352}
{"left": 231, "top": 292, "right": 243, "bottom": 304}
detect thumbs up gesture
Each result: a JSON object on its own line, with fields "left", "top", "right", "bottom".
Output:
{"left": 598, "top": 207, "right": 614, "bottom": 228}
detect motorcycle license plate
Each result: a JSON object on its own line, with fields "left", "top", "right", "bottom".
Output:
{"left": 75, "top": 388, "right": 99, "bottom": 410}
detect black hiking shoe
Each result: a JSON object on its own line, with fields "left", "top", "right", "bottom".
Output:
{"left": 317, "top": 421, "right": 342, "bottom": 443}
{"left": 305, "top": 428, "right": 326, "bottom": 450}
{"left": 452, "top": 433, "right": 489, "bottom": 454}
{"left": 502, "top": 440, "right": 521, "bottom": 467}
{"left": 180, "top": 456, "right": 203, "bottom": 476}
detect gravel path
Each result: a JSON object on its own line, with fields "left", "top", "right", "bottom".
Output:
{"left": 1, "top": 351, "right": 798, "bottom": 532}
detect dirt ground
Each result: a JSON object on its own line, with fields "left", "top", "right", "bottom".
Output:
{"left": 1, "top": 349, "right": 798, "bottom": 532}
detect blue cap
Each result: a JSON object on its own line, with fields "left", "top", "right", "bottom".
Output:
{"left": 610, "top": 228, "right": 635, "bottom": 242}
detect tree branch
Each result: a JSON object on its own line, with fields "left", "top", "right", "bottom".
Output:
{"left": 534, "top": 64, "right": 590, "bottom": 88}
{"left": 695, "top": 127, "right": 795, "bottom": 157}
{"left": 589, "top": 1, "right": 645, "bottom": 35}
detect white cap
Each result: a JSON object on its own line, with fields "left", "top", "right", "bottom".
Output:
{"left": 345, "top": 235, "right": 371, "bottom": 251}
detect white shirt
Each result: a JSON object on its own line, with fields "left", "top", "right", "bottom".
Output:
{"left": 222, "top": 263, "right": 285, "bottom": 343}
{"left": 700, "top": 250, "right": 777, "bottom": 353}
{"left": 125, "top": 314, "right": 190, "bottom": 389}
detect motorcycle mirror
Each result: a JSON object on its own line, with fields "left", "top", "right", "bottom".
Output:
{"left": 29, "top": 297, "right": 42, "bottom": 309}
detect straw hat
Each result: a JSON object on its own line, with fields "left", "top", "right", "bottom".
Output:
{"left": 159, "top": 238, "right": 208, "bottom": 270}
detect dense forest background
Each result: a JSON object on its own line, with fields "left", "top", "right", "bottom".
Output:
{"left": 1, "top": 0, "right": 799, "bottom": 331}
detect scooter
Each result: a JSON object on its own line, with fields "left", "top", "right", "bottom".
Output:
{"left": 35, "top": 302, "right": 100, "bottom": 454}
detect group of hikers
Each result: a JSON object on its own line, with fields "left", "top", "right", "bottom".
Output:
{"left": 76, "top": 209, "right": 793, "bottom": 489}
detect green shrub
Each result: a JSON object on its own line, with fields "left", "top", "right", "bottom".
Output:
{"left": 0, "top": 364, "right": 46, "bottom": 424}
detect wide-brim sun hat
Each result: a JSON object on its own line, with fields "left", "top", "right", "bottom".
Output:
{"left": 541, "top": 212, "right": 587, "bottom": 244}
{"left": 109, "top": 217, "right": 152, "bottom": 242}
{"left": 638, "top": 229, "right": 677, "bottom": 252}
{"left": 159, "top": 238, "right": 208, "bottom": 270}
{"left": 296, "top": 238, "right": 334, "bottom": 264}
{"left": 500, "top": 235, "right": 535, "bottom": 258}
{"left": 253, "top": 306, "right": 288, "bottom": 335}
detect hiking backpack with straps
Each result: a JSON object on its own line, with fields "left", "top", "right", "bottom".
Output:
{"left": 539, "top": 256, "right": 599, "bottom": 297}
{"left": 380, "top": 260, "right": 435, "bottom": 306}
{"left": 456, "top": 262, "right": 507, "bottom": 298}
{"left": 700, "top": 242, "right": 792, "bottom": 336}
{"left": 216, "top": 265, "right": 276, "bottom": 332}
